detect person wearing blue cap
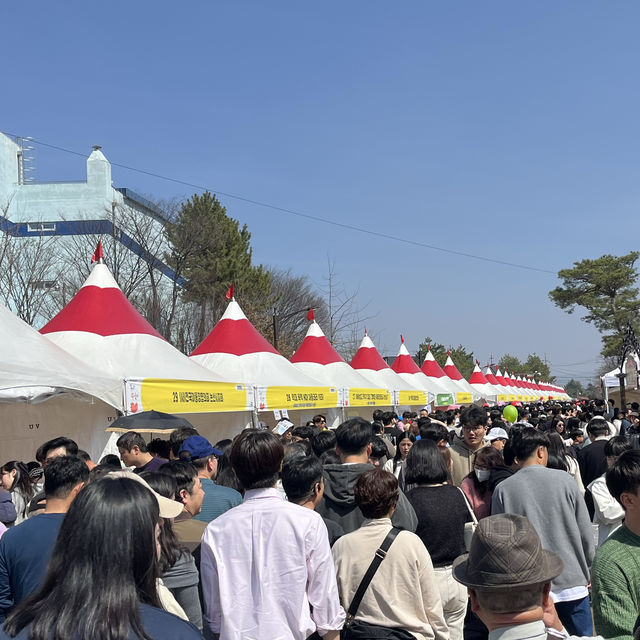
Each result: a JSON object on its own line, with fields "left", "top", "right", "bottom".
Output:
{"left": 178, "top": 435, "right": 241, "bottom": 523}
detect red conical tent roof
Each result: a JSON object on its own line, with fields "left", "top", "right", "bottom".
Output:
{"left": 469, "top": 363, "right": 489, "bottom": 385}
{"left": 41, "top": 264, "right": 163, "bottom": 338}
{"left": 391, "top": 340, "right": 422, "bottom": 374}
{"left": 421, "top": 349, "right": 446, "bottom": 378}
{"left": 350, "top": 335, "right": 390, "bottom": 371}
{"left": 290, "top": 321, "right": 343, "bottom": 365}
{"left": 191, "top": 300, "right": 279, "bottom": 357}
{"left": 444, "top": 353, "right": 464, "bottom": 381}
{"left": 484, "top": 366, "right": 500, "bottom": 386}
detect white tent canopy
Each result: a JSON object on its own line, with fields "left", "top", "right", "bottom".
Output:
{"left": 41, "top": 263, "right": 227, "bottom": 383}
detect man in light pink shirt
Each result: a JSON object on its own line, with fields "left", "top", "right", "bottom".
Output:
{"left": 200, "top": 429, "right": 345, "bottom": 640}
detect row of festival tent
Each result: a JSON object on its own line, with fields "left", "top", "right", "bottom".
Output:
{"left": 15, "top": 244, "right": 568, "bottom": 415}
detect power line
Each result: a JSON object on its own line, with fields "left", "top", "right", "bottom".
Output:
{"left": 3, "top": 131, "right": 557, "bottom": 276}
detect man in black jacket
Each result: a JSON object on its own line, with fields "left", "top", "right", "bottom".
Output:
{"left": 577, "top": 418, "right": 610, "bottom": 519}
{"left": 316, "top": 417, "right": 417, "bottom": 534}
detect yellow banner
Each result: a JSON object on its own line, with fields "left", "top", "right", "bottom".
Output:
{"left": 497, "top": 394, "right": 508, "bottom": 402}
{"left": 347, "top": 388, "right": 392, "bottom": 407}
{"left": 516, "top": 394, "right": 524, "bottom": 401}
{"left": 508, "top": 394, "right": 517, "bottom": 402}
{"left": 130, "top": 379, "right": 252, "bottom": 414}
{"left": 456, "top": 392, "right": 473, "bottom": 404}
{"left": 396, "top": 390, "right": 427, "bottom": 406}
{"left": 257, "top": 386, "right": 339, "bottom": 411}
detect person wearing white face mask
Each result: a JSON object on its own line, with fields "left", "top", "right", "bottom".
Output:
{"left": 461, "top": 447, "right": 504, "bottom": 520}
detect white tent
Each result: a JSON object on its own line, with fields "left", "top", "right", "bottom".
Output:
{"left": 191, "top": 299, "right": 340, "bottom": 423}
{"left": 290, "top": 320, "right": 378, "bottom": 388}
{"left": 191, "top": 299, "right": 328, "bottom": 388}
{"left": 390, "top": 339, "right": 449, "bottom": 397}
{"left": 484, "top": 366, "right": 511, "bottom": 398}
{"left": 350, "top": 334, "right": 420, "bottom": 392}
{"left": 443, "top": 354, "right": 477, "bottom": 399}
{"left": 468, "top": 363, "right": 500, "bottom": 399}
{"left": 420, "top": 350, "right": 460, "bottom": 400}
{"left": 0, "top": 303, "right": 123, "bottom": 461}
{"left": 41, "top": 263, "right": 227, "bottom": 383}
{"left": 41, "top": 262, "right": 253, "bottom": 443}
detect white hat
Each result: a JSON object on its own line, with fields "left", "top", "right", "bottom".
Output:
{"left": 106, "top": 470, "right": 184, "bottom": 518}
{"left": 487, "top": 427, "right": 508, "bottom": 441}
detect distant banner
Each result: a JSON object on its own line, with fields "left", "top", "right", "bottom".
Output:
{"left": 255, "top": 386, "right": 339, "bottom": 411}
{"left": 508, "top": 394, "right": 517, "bottom": 402}
{"left": 436, "top": 393, "right": 455, "bottom": 406}
{"left": 346, "top": 388, "right": 392, "bottom": 407}
{"left": 456, "top": 392, "right": 473, "bottom": 404}
{"left": 497, "top": 394, "right": 508, "bottom": 403}
{"left": 397, "top": 390, "right": 427, "bottom": 406}
{"left": 124, "top": 379, "right": 253, "bottom": 415}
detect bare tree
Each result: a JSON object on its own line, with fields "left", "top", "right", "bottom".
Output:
{"left": 318, "top": 258, "right": 375, "bottom": 359}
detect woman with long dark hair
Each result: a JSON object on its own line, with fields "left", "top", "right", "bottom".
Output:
{"left": 404, "top": 440, "right": 470, "bottom": 640}
{"left": 0, "top": 476, "right": 202, "bottom": 639}
{"left": 0, "top": 462, "right": 35, "bottom": 525}
{"left": 383, "top": 432, "right": 416, "bottom": 486}
{"left": 141, "top": 472, "right": 203, "bottom": 631}
{"left": 547, "top": 432, "right": 584, "bottom": 495}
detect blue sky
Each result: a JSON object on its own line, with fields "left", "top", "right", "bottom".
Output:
{"left": 3, "top": 1, "right": 639, "bottom": 384}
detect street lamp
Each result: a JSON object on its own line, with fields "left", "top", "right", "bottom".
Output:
{"left": 272, "top": 306, "right": 313, "bottom": 351}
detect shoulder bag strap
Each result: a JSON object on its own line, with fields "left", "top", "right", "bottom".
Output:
{"left": 346, "top": 527, "right": 401, "bottom": 620}
{"left": 457, "top": 487, "right": 479, "bottom": 525}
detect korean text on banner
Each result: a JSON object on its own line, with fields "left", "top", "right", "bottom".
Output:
{"left": 348, "top": 388, "right": 392, "bottom": 407}
{"left": 456, "top": 392, "right": 473, "bottom": 404}
{"left": 436, "top": 393, "right": 455, "bottom": 406}
{"left": 255, "top": 386, "right": 339, "bottom": 411}
{"left": 125, "top": 379, "right": 253, "bottom": 415}
{"left": 397, "top": 390, "right": 427, "bottom": 406}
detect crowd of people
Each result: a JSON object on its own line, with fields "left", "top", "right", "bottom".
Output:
{"left": 0, "top": 398, "right": 638, "bottom": 639}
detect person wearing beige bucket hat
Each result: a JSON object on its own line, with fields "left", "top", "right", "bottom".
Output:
{"left": 453, "top": 514, "right": 604, "bottom": 640}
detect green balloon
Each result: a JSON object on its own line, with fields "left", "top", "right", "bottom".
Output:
{"left": 503, "top": 405, "right": 518, "bottom": 423}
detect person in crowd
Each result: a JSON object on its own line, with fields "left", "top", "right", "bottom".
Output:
{"left": 485, "top": 427, "right": 508, "bottom": 453}
{"left": 27, "top": 437, "right": 79, "bottom": 516}
{"left": 577, "top": 418, "right": 610, "bottom": 519}
{"left": 0, "top": 474, "right": 202, "bottom": 640}
{"left": 452, "top": 513, "right": 604, "bottom": 640}
{"left": 169, "top": 427, "right": 199, "bottom": 460}
{"left": 177, "top": 435, "right": 241, "bottom": 524}
{"left": 313, "top": 415, "right": 327, "bottom": 430}
{"left": 140, "top": 471, "right": 203, "bottom": 631}
{"left": 320, "top": 450, "right": 341, "bottom": 466}
{"left": 332, "top": 468, "right": 448, "bottom": 640}
{"left": 0, "top": 456, "right": 89, "bottom": 621}
{"left": 568, "top": 430, "right": 585, "bottom": 458}
{"left": 461, "top": 446, "right": 504, "bottom": 520}
{"left": 404, "top": 441, "right": 468, "bottom": 640}
{"left": 588, "top": 435, "right": 632, "bottom": 548}
{"left": 158, "top": 461, "right": 206, "bottom": 558}
{"left": 201, "top": 429, "right": 345, "bottom": 639}
{"left": 492, "top": 428, "right": 594, "bottom": 636}
{"left": 383, "top": 432, "right": 416, "bottom": 484}
{"left": 592, "top": 449, "right": 640, "bottom": 640}
{"left": 281, "top": 456, "right": 344, "bottom": 546}
{"left": 546, "top": 432, "right": 585, "bottom": 495}
{"left": 450, "top": 407, "right": 488, "bottom": 487}
{"left": 0, "top": 491, "right": 14, "bottom": 530}
{"left": 420, "top": 423, "right": 450, "bottom": 451}
{"left": 99, "top": 453, "right": 122, "bottom": 467}
{"left": 211, "top": 439, "right": 242, "bottom": 493}
{"left": 382, "top": 411, "right": 403, "bottom": 446}
{"left": 368, "top": 436, "right": 389, "bottom": 468}
{"left": 372, "top": 421, "right": 396, "bottom": 458}
{"left": 317, "top": 418, "right": 417, "bottom": 534}
{"left": 311, "top": 430, "right": 337, "bottom": 458}
{"left": 292, "top": 426, "right": 315, "bottom": 442}
{"left": 148, "top": 438, "right": 172, "bottom": 460}
{"left": 117, "top": 431, "right": 168, "bottom": 474}
{"left": 0, "top": 464, "right": 34, "bottom": 526}
{"left": 551, "top": 417, "right": 567, "bottom": 439}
